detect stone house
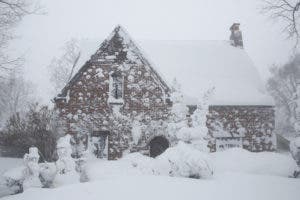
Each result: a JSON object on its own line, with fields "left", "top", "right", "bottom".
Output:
{"left": 54, "top": 24, "right": 276, "bottom": 160}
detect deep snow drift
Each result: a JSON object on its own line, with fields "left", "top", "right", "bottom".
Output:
{"left": 1, "top": 148, "right": 299, "bottom": 200}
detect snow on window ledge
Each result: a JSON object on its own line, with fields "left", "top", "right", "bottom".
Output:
{"left": 107, "top": 96, "right": 124, "bottom": 105}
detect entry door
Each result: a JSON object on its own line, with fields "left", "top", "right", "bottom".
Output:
{"left": 92, "top": 131, "right": 109, "bottom": 159}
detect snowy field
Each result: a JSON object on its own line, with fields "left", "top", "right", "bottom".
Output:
{"left": 1, "top": 148, "right": 300, "bottom": 200}
{"left": 0, "top": 158, "right": 22, "bottom": 175}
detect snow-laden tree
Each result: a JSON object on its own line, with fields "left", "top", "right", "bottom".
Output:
{"left": 167, "top": 79, "right": 189, "bottom": 139}
{"left": 48, "top": 39, "right": 81, "bottom": 94}
{"left": 168, "top": 78, "right": 214, "bottom": 152}
{"left": 179, "top": 87, "right": 214, "bottom": 152}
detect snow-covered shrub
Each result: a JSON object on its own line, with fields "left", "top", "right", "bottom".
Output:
{"left": 56, "top": 135, "right": 76, "bottom": 174}
{"left": 39, "top": 162, "right": 57, "bottom": 188}
{"left": 290, "top": 137, "right": 300, "bottom": 164}
{"left": 1, "top": 166, "right": 25, "bottom": 195}
{"left": 156, "top": 142, "right": 213, "bottom": 179}
{"left": 290, "top": 136, "right": 300, "bottom": 177}
{"left": 124, "top": 142, "right": 213, "bottom": 179}
{"left": 2, "top": 147, "right": 44, "bottom": 194}
{"left": 55, "top": 135, "right": 80, "bottom": 185}
{"left": 22, "top": 147, "right": 42, "bottom": 189}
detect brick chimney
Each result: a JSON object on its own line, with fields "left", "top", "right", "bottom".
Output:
{"left": 230, "top": 23, "right": 243, "bottom": 48}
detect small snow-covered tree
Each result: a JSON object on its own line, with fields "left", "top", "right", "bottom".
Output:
{"left": 167, "top": 79, "right": 189, "bottom": 139}
{"left": 183, "top": 87, "right": 214, "bottom": 152}
{"left": 167, "top": 78, "right": 214, "bottom": 152}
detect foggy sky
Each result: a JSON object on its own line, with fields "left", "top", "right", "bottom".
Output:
{"left": 10, "top": 0, "right": 296, "bottom": 104}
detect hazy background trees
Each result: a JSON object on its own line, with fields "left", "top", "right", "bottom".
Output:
{"left": 0, "top": 0, "right": 41, "bottom": 76}
{"left": 267, "top": 54, "right": 300, "bottom": 136}
{"left": 48, "top": 39, "right": 81, "bottom": 95}
{"left": 0, "top": 103, "right": 65, "bottom": 160}
{"left": 0, "top": 69, "right": 35, "bottom": 127}
{"left": 0, "top": 0, "right": 40, "bottom": 128}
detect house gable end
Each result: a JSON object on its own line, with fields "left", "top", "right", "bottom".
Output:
{"left": 56, "top": 25, "right": 170, "bottom": 100}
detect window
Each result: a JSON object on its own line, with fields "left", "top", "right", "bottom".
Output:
{"left": 111, "top": 72, "right": 123, "bottom": 99}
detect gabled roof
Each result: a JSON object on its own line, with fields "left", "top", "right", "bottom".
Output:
{"left": 139, "top": 40, "right": 273, "bottom": 105}
{"left": 57, "top": 25, "right": 170, "bottom": 98}
{"left": 57, "top": 26, "right": 273, "bottom": 106}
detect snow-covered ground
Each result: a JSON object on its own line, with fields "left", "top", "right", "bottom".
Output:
{"left": 0, "top": 158, "right": 22, "bottom": 174}
{"left": 1, "top": 149, "right": 300, "bottom": 200}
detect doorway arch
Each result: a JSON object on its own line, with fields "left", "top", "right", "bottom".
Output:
{"left": 149, "top": 136, "right": 169, "bottom": 158}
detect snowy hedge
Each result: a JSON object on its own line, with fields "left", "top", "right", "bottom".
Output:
{"left": 124, "top": 142, "right": 213, "bottom": 179}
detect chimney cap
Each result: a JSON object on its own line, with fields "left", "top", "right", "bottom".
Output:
{"left": 230, "top": 23, "right": 240, "bottom": 31}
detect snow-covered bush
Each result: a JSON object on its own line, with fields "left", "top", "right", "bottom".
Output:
{"left": 1, "top": 147, "right": 42, "bottom": 194}
{"left": 22, "top": 147, "right": 42, "bottom": 189}
{"left": 290, "top": 136, "right": 300, "bottom": 177}
{"left": 39, "top": 162, "right": 57, "bottom": 188}
{"left": 55, "top": 135, "right": 80, "bottom": 185}
{"left": 124, "top": 142, "right": 213, "bottom": 179}
{"left": 56, "top": 135, "right": 76, "bottom": 174}
{"left": 156, "top": 142, "right": 213, "bottom": 178}
{"left": 1, "top": 166, "right": 25, "bottom": 195}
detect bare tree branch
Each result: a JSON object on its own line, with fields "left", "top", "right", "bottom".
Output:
{"left": 48, "top": 39, "right": 81, "bottom": 95}
{"left": 261, "top": 0, "right": 300, "bottom": 49}
{"left": 0, "top": 0, "right": 42, "bottom": 77}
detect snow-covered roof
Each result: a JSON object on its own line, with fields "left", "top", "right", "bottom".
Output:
{"left": 76, "top": 28, "right": 273, "bottom": 106}
{"left": 139, "top": 40, "right": 273, "bottom": 105}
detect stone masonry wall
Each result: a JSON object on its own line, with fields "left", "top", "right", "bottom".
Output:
{"left": 55, "top": 27, "right": 171, "bottom": 160}
{"left": 207, "top": 105, "right": 275, "bottom": 152}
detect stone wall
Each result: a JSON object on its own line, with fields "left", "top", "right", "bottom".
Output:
{"left": 207, "top": 105, "right": 275, "bottom": 152}
{"left": 55, "top": 27, "right": 171, "bottom": 160}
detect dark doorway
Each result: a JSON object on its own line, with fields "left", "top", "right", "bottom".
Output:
{"left": 92, "top": 131, "right": 109, "bottom": 159}
{"left": 149, "top": 136, "right": 169, "bottom": 158}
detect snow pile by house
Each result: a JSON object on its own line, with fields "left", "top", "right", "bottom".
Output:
{"left": 85, "top": 145, "right": 297, "bottom": 182}
{"left": 210, "top": 148, "right": 298, "bottom": 177}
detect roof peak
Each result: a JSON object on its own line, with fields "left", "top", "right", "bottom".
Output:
{"left": 108, "top": 24, "right": 131, "bottom": 40}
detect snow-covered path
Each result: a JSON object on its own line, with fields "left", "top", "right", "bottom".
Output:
{"left": 2, "top": 173, "right": 300, "bottom": 200}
